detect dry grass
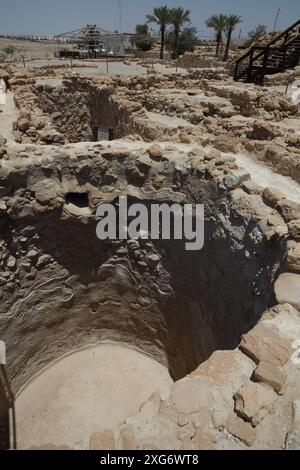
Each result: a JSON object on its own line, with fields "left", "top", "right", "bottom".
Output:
{"left": 0, "top": 37, "right": 72, "bottom": 61}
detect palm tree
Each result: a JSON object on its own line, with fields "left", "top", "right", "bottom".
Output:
{"left": 146, "top": 6, "right": 170, "bottom": 60}
{"left": 224, "top": 15, "right": 242, "bottom": 61}
{"left": 169, "top": 7, "right": 191, "bottom": 59}
{"left": 206, "top": 14, "right": 228, "bottom": 57}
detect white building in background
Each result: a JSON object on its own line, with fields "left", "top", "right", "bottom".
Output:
{"left": 0, "top": 79, "right": 6, "bottom": 105}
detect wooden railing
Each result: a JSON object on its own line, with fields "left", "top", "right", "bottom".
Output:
{"left": 234, "top": 19, "right": 300, "bottom": 82}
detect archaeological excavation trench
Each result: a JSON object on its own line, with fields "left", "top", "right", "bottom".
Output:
{"left": 2, "top": 69, "right": 300, "bottom": 449}
{"left": 0, "top": 142, "right": 288, "bottom": 448}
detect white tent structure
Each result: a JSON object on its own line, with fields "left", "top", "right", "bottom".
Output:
{"left": 54, "top": 25, "right": 133, "bottom": 57}
{"left": 0, "top": 79, "right": 6, "bottom": 106}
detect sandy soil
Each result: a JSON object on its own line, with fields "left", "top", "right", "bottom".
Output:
{"left": 16, "top": 344, "right": 173, "bottom": 450}
{"left": 19, "top": 58, "right": 187, "bottom": 76}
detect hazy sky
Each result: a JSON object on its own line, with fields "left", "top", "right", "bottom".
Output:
{"left": 0, "top": 0, "right": 299, "bottom": 38}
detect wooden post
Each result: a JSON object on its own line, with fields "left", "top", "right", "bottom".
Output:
{"left": 247, "top": 48, "right": 254, "bottom": 82}
{"left": 106, "top": 56, "right": 109, "bottom": 74}
{"left": 0, "top": 375, "right": 10, "bottom": 450}
{"left": 0, "top": 360, "right": 17, "bottom": 450}
{"left": 22, "top": 56, "right": 25, "bottom": 68}
{"left": 0, "top": 341, "right": 5, "bottom": 365}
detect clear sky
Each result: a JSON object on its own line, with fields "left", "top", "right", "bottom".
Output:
{"left": 0, "top": 0, "right": 299, "bottom": 38}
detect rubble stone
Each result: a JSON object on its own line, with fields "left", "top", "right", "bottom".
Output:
{"left": 89, "top": 430, "right": 115, "bottom": 450}
{"left": 234, "top": 382, "right": 277, "bottom": 426}
{"left": 226, "top": 413, "right": 256, "bottom": 447}
{"left": 275, "top": 273, "right": 300, "bottom": 310}
{"left": 252, "top": 361, "right": 287, "bottom": 394}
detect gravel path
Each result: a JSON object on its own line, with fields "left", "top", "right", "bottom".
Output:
{"left": 235, "top": 152, "right": 300, "bottom": 203}
{"left": 146, "top": 110, "right": 194, "bottom": 128}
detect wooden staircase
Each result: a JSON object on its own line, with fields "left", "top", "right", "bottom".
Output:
{"left": 234, "top": 19, "right": 300, "bottom": 84}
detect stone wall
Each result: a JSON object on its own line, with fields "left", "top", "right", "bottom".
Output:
{"left": 34, "top": 79, "right": 145, "bottom": 143}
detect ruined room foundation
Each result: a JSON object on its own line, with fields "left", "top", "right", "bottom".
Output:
{"left": 1, "top": 66, "right": 300, "bottom": 450}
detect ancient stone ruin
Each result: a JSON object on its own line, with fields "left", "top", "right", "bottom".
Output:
{"left": 0, "top": 60, "right": 300, "bottom": 451}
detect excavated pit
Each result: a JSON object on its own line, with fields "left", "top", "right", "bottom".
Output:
{"left": 1, "top": 58, "right": 300, "bottom": 450}
{"left": 0, "top": 141, "right": 289, "bottom": 449}
{"left": 15, "top": 344, "right": 173, "bottom": 450}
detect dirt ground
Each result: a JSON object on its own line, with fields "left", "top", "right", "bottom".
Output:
{"left": 16, "top": 344, "right": 173, "bottom": 450}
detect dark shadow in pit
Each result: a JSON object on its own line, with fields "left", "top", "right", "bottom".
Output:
{"left": 158, "top": 222, "right": 285, "bottom": 380}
